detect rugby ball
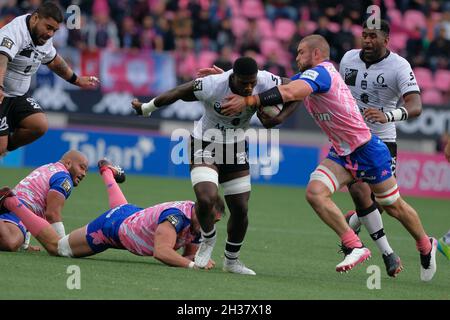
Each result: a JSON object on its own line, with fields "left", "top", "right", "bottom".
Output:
{"left": 261, "top": 104, "right": 282, "bottom": 118}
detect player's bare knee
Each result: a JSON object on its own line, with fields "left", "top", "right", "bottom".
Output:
{"left": 374, "top": 184, "right": 401, "bottom": 217}
{"left": 196, "top": 192, "right": 218, "bottom": 212}
{"left": 305, "top": 184, "right": 327, "bottom": 207}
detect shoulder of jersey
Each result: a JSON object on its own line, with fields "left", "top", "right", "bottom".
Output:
{"left": 2, "top": 14, "right": 27, "bottom": 31}
{"left": 341, "top": 49, "right": 361, "bottom": 62}
{"left": 205, "top": 69, "right": 232, "bottom": 86}
{"left": 387, "top": 51, "right": 410, "bottom": 66}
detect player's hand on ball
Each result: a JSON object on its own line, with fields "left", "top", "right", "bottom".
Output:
{"left": 363, "top": 108, "right": 387, "bottom": 123}
{"left": 131, "top": 98, "right": 144, "bottom": 116}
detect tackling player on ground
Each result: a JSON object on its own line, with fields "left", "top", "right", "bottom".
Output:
{"left": 0, "top": 150, "right": 88, "bottom": 251}
{"left": 0, "top": 1, "right": 99, "bottom": 157}
{"left": 0, "top": 159, "right": 224, "bottom": 269}
{"left": 222, "top": 35, "right": 437, "bottom": 281}
{"left": 131, "top": 57, "right": 299, "bottom": 275}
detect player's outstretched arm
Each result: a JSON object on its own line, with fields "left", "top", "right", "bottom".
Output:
{"left": 47, "top": 54, "right": 99, "bottom": 89}
{"left": 45, "top": 190, "right": 67, "bottom": 238}
{"left": 222, "top": 79, "right": 310, "bottom": 116}
{"left": 154, "top": 222, "right": 212, "bottom": 269}
{"left": 131, "top": 81, "right": 198, "bottom": 117}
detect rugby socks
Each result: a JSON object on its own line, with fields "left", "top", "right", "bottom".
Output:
{"left": 100, "top": 169, "right": 127, "bottom": 208}
{"left": 224, "top": 240, "right": 243, "bottom": 261}
{"left": 201, "top": 226, "right": 216, "bottom": 240}
{"left": 4, "top": 197, "right": 50, "bottom": 236}
{"left": 357, "top": 203, "right": 393, "bottom": 256}
{"left": 416, "top": 235, "right": 432, "bottom": 255}
{"left": 341, "top": 229, "right": 363, "bottom": 249}
{"left": 348, "top": 212, "right": 362, "bottom": 231}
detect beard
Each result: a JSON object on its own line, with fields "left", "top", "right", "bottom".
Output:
{"left": 299, "top": 61, "right": 313, "bottom": 72}
{"left": 30, "top": 27, "right": 47, "bottom": 46}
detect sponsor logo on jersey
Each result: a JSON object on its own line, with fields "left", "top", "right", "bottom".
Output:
{"left": 167, "top": 214, "right": 180, "bottom": 228}
{"left": 1, "top": 37, "right": 14, "bottom": 49}
{"left": 344, "top": 68, "right": 358, "bottom": 86}
{"left": 313, "top": 112, "right": 331, "bottom": 121}
{"left": 301, "top": 69, "right": 319, "bottom": 81}
{"left": 193, "top": 79, "right": 202, "bottom": 91}
{"left": 61, "top": 179, "right": 72, "bottom": 194}
{"left": 213, "top": 101, "right": 221, "bottom": 113}
{"left": 361, "top": 80, "right": 367, "bottom": 90}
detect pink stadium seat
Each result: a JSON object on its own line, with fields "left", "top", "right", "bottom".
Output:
{"left": 260, "top": 38, "right": 280, "bottom": 57}
{"left": 241, "top": 0, "right": 265, "bottom": 19}
{"left": 413, "top": 67, "right": 434, "bottom": 90}
{"left": 197, "top": 50, "right": 219, "bottom": 69}
{"left": 403, "top": 10, "right": 427, "bottom": 31}
{"left": 227, "top": 0, "right": 241, "bottom": 17}
{"left": 351, "top": 24, "right": 363, "bottom": 37}
{"left": 231, "top": 17, "right": 249, "bottom": 38}
{"left": 388, "top": 32, "right": 408, "bottom": 52}
{"left": 387, "top": 9, "right": 403, "bottom": 27}
{"left": 434, "top": 69, "right": 450, "bottom": 93}
{"left": 257, "top": 18, "right": 274, "bottom": 39}
{"left": 421, "top": 89, "right": 445, "bottom": 105}
{"left": 304, "top": 20, "right": 318, "bottom": 34}
{"left": 274, "top": 18, "right": 297, "bottom": 42}
{"left": 327, "top": 22, "right": 340, "bottom": 33}
{"left": 384, "top": 0, "right": 396, "bottom": 9}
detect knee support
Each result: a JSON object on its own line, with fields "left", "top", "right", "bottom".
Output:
{"left": 309, "top": 165, "right": 340, "bottom": 193}
{"left": 221, "top": 175, "right": 251, "bottom": 196}
{"left": 191, "top": 166, "right": 218, "bottom": 187}
{"left": 374, "top": 184, "right": 400, "bottom": 206}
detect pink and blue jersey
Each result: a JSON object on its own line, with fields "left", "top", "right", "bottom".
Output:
{"left": 0, "top": 162, "right": 73, "bottom": 237}
{"left": 85, "top": 201, "right": 198, "bottom": 256}
{"left": 14, "top": 162, "right": 73, "bottom": 218}
{"left": 292, "top": 62, "right": 393, "bottom": 184}
{"left": 291, "top": 61, "right": 371, "bottom": 156}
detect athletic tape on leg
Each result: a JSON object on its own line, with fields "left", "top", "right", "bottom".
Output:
{"left": 309, "top": 165, "right": 340, "bottom": 193}
{"left": 374, "top": 184, "right": 400, "bottom": 206}
{"left": 221, "top": 175, "right": 251, "bottom": 196}
{"left": 191, "top": 166, "right": 218, "bottom": 187}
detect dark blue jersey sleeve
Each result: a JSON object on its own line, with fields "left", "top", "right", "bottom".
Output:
{"left": 49, "top": 172, "right": 73, "bottom": 199}
{"left": 294, "top": 66, "right": 332, "bottom": 93}
{"left": 158, "top": 208, "right": 190, "bottom": 233}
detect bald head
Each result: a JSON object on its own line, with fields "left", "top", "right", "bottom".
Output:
{"left": 61, "top": 150, "right": 87, "bottom": 163}
{"left": 300, "top": 35, "right": 330, "bottom": 60}
{"left": 60, "top": 150, "right": 88, "bottom": 186}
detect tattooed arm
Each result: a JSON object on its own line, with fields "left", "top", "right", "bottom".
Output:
{"left": 47, "top": 54, "right": 100, "bottom": 89}
{"left": 0, "top": 53, "right": 9, "bottom": 103}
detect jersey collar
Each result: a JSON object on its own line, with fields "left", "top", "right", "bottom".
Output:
{"left": 359, "top": 49, "right": 390, "bottom": 69}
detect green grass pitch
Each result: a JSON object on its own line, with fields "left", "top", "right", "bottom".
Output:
{"left": 0, "top": 167, "right": 448, "bottom": 300}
